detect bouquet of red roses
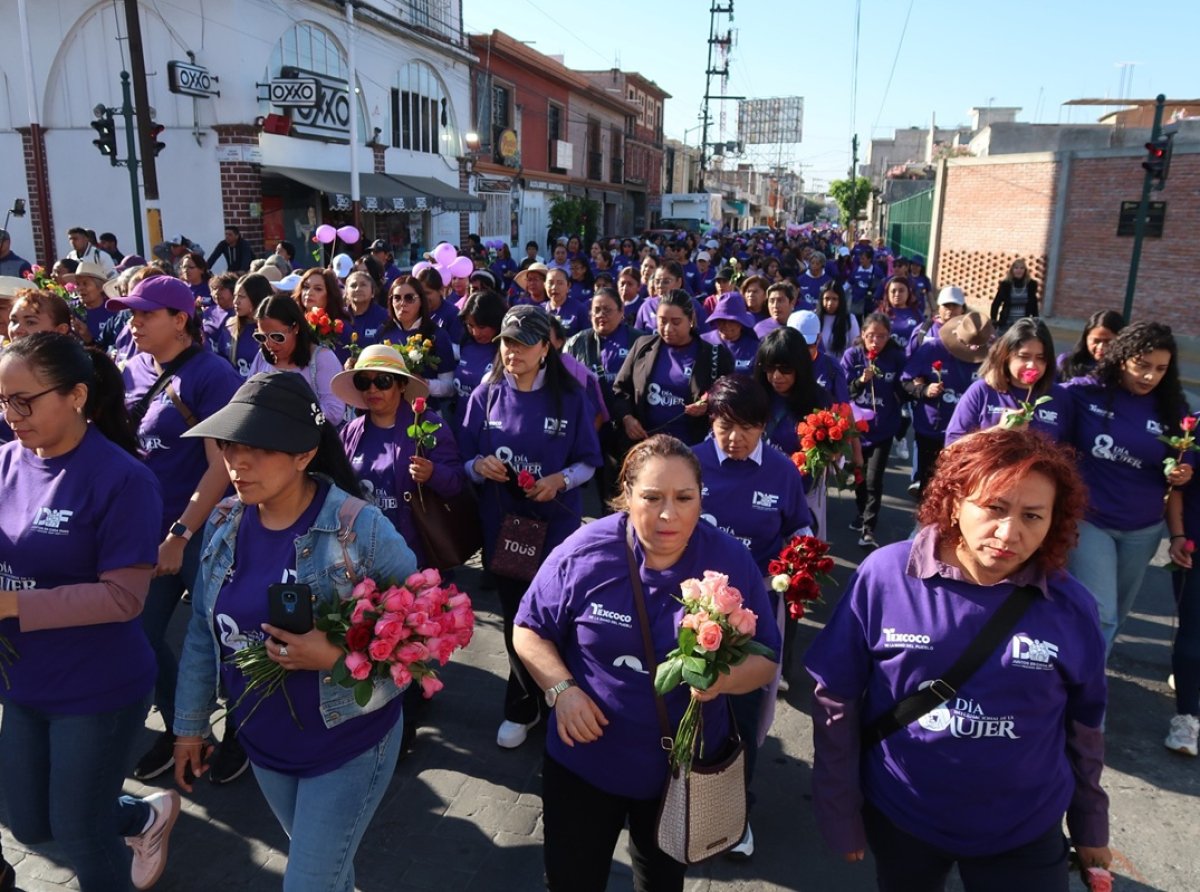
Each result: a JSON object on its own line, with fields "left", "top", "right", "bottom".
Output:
{"left": 305, "top": 306, "right": 345, "bottom": 351}
{"left": 791, "top": 403, "right": 869, "bottom": 488}
{"left": 654, "top": 571, "right": 775, "bottom": 773}
{"left": 768, "top": 534, "right": 835, "bottom": 621}
{"left": 226, "top": 569, "right": 474, "bottom": 726}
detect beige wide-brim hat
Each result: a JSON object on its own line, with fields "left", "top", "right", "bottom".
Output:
{"left": 330, "top": 344, "right": 430, "bottom": 409}
{"left": 513, "top": 262, "right": 549, "bottom": 291}
{"left": 0, "top": 275, "right": 30, "bottom": 298}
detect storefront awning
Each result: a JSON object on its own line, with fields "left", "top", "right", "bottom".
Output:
{"left": 386, "top": 174, "right": 485, "bottom": 212}
{"left": 724, "top": 200, "right": 748, "bottom": 216}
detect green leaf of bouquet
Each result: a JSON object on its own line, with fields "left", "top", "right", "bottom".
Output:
{"left": 743, "top": 640, "right": 777, "bottom": 659}
{"left": 330, "top": 659, "right": 350, "bottom": 685}
{"left": 1032, "top": 395, "right": 1053, "bottom": 407}
{"left": 353, "top": 680, "right": 373, "bottom": 707}
{"left": 678, "top": 627, "right": 697, "bottom": 653}
{"left": 406, "top": 424, "right": 420, "bottom": 438}
{"left": 1164, "top": 457, "right": 1180, "bottom": 474}
{"left": 655, "top": 658, "right": 684, "bottom": 694}
{"left": 682, "top": 666, "right": 712, "bottom": 689}
{"left": 682, "top": 655, "right": 707, "bottom": 675}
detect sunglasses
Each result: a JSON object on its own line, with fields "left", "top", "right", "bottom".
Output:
{"left": 392, "top": 292, "right": 420, "bottom": 305}
{"left": 252, "top": 330, "right": 289, "bottom": 344}
{"left": 352, "top": 372, "right": 398, "bottom": 392}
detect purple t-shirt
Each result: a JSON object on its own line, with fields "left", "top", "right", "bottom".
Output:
{"left": 0, "top": 426, "right": 161, "bottom": 713}
{"left": 796, "top": 272, "right": 834, "bottom": 311}
{"left": 346, "top": 421, "right": 401, "bottom": 529}
{"left": 886, "top": 307, "right": 923, "bottom": 348}
{"left": 214, "top": 483, "right": 401, "bottom": 777}
{"left": 805, "top": 534, "right": 1106, "bottom": 856}
{"left": 84, "top": 305, "right": 115, "bottom": 343}
{"left": 597, "top": 326, "right": 635, "bottom": 388}
{"left": 643, "top": 341, "right": 698, "bottom": 440}
{"left": 547, "top": 297, "right": 590, "bottom": 339}
{"left": 1065, "top": 379, "right": 1188, "bottom": 531}
{"left": 429, "top": 300, "right": 464, "bottom": 345}
{"left": 694, "top": 439, "right": 811, "bottom": 573}
{"left": 813, "top": 352, "right": 850, "bottom": 404}
{"left": 452, "top": 340, "right": 496, "bottom": 434}
{"left": 945, "top": 380, "right": 1073, "bottom": 446}
{"left": 459, "top": 380, "right": 603, "bottom": 557}
{"left": 753, "top": 317, "right": 784, "bottom": 340}
{"left": 634, "top": 296, "right": 709, "bottom": 335}
{"left": 123, "top": 349, "right": 242, "bottom": 536}
{"left": 701, "top": 330, "right": 758, "bottom": 372}
{"left": 348, "top": 303, "right": 389, "bottom": 351}
{"left": 902, "top": 341, "right": 981, "bottom": 438}
{"left": 202, "top": 306, "right": 230, "bottom": 350}
{"left": 842, "top": 344, "right": 906, "bottom": 447}
{"left": 515, "top": 512, "right": 780, "bottom": 799}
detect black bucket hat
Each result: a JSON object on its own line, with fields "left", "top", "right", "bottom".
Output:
{"left": 182, "top": 372, "right": 327, "bottom": 452}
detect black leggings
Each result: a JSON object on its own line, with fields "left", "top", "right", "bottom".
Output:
{"left": 496, "top": 574, "right": 545, "bottom": 725}
{"left": 855, "top": 437, "right": 893, "bottom": 531}
{"left": 541, "top": 755, "right": 686, "bottom": 892}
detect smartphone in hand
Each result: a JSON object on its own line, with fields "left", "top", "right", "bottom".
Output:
{"left": 267, "top": 583, "right": 314, "bottom": 637}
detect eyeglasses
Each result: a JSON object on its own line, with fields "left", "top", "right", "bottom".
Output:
{"left": 352, "top": 372, "right": 397, "bottom": 392}
{"left": 591, "top": 305, "right": 618, "bottom": 317}
{"left": 392, "top": 292, "right": 420, "bottom": 305}
{"left": 0, "top": 386, "right": 58, "bottom": 417}
{"left": 252, "top": 330, "right": 290, "bottom": 344}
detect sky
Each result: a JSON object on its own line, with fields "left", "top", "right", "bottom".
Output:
{"left": 460, "top": 0, "right": 1200, "bottom": 191}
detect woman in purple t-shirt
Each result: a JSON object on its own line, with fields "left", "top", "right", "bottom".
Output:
{"left": 1064, "top": 322, "right": 1194, "bottom": 654}
{"left": 0, "top": 333, "right": 179, "bottom": 891}
{"left": 220, "top": 273, "right": 273, "bottom": 378}
{"left": 806, "top": 430, "right": 1111, "bottom": 888}
{"left": 876, "top": 276, "right": 923, "bottom": 350}
{"left": 513, "top": 435, "right": 779, "bottom": 892}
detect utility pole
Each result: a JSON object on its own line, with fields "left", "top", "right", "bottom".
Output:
{"left": 122, "top": 0, "right": 161, "bottom": 249}
{"left": 847, "top": 134, "right": 859, "bottom": 235}
{"left": 1122, "top": 94, "right": 1166, "bottom": 323}
{"left": 119, "top": 73, "right": 145, "bottom": 256}
{"left": 699, "top": 1, "right": 735, "bottom": 189}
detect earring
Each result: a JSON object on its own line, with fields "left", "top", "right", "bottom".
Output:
{"left": 539, "top": 355, "right": 547, "bottom": 368}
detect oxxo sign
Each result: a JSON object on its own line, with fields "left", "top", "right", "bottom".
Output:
{"left": 267, "top": 79, "right": 318, "bottom": 107}
{"left": 167, "top": 61, "right": 219, "bottom": 98}
{"left": 277, "top": 65, "right": 351, "bottom": 144}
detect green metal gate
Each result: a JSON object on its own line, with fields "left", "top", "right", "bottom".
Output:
{"left": 887, "top": 187, "right": 933, "bottom": 259}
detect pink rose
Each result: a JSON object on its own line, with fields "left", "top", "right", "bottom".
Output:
{"left": 434, "top": 636, "right": 459, "bottom": 664}
{"left": 368, "top": 636, "right": 397, "bottom": 662}
{"left": 350, "top": 598, "right": 375, "bottom": 625}
{"left": 681, "top": 612, "right": 701, "bottom": 631}
{"left": 412, "top": 396, "right": 427, "bottom": 414}
{"left": 419, "top": 673, "right": 444, "bottom": 698}
{"left": 710, "top": 582, "right": 743, "bottom": 616}
{"left": 446, "top": 591, "right": 471, "bottom": 609}
{"left": 64, "top": 282, "right": 77, "bottom": 293}
{"left": 680, "top": 579, "right": 703, "bottom": 603}
{"left": 1084, "top": 868, "right": 1113, "bottom": 892}
{"left": 345, "top": 651, "right": 372, "bottom": 681}
{"left": 1019, "top": 368, "right": 1040, "bottom": 385}
{"left": 1183, "top": 415, "right": 1198, "bottom": 432}
{"left": 351, "top": 578, "right": 377, "bottom": 600}
{"left": 696, "top": 621, "right": 723, "bottom": 652}
{"left": 396, "top": 641, "right": 430, "bottom": 665}
{"left": 729, "top": 605, "right": 757, "bottom": 636}
{"left": 405, "top": 568, "right": 442, "bottom": 590}
{"left": 383, "top": 587, "right": 414, "bottom": 613}
{"left": 454, "top": 627, "right": 473, "bottom": 647}
{"left": 389, "top": 662, "right": 412, "bottom": 688}
{"left": 415, "top": 621, "right": 442, "bottom": 638}
{"left": 374, "top": 615, "right": 405, "bottom": 642}
{"left": 404, "top": 610, "right": 429, "bottom": 629}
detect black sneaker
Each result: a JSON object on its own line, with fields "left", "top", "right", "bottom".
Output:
{"left": 133, "top": 731, "right": 176, "bottom": 781}
{"left": 849, "top": 516, "right": 864, "bottom": 532}
{"left": 208, "top": 729, "right": 249, "bottom": 785}
{"left": 858, "top": 530, "right": 879, "bottom": 549}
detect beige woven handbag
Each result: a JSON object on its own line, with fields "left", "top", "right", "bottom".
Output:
{"left": 625, "top": 529, "right": 748, "bottom": 865}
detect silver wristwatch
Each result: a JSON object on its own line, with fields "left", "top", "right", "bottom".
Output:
{"left": 544, "top": 677, "right": 577, "bottom": 707}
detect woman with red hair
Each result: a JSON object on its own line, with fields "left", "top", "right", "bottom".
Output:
{"left": 806, "top": 428, "right": 1110, "bottom": 890}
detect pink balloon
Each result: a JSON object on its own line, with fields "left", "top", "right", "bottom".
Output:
{"left": 314, "top": 224, "right": 337, "bottom": 245}
{"left": 336, "top": 225, "right": 360, "bottom": 244}
{"left": 448, "top": 257, "right": 474, "bottom": 280}
{"left": 432, "top": 242, "right": 458, "bottom": 267}
{"left": 411, "top": 261, "right": 432, "bottom": 277}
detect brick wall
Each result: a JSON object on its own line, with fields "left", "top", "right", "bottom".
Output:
{"left": 934, "top": 158, "right": 1058, "bottom": 312}
{"left": 1055, "top": 152, "right": 1200, "bottom": 332}
{"left": 18, "top": 127, "right": 54, "bottom": 265}
{"left": 213, "top": 125, "right": 263, "bottom": 256}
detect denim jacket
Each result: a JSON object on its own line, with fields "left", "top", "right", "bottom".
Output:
{"left": 173, "top": 477, "right": 418, "bottom": 738}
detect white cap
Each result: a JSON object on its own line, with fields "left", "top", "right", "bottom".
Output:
{"left": 937, "top": 286, "right": 966, "bottom": 307}
{"left": 276, "top": 273, "right": 302, "bottom": 292}
{"left": 705, "top": 239, "right": 719, "bottom": 249}
{"left": 696, "top": 251, "right": 711, "bottom": 262}
{"left": 331, "top": 253, "right": 354, "bottom": 279}
{"left": 787, "top": 310, "right": 821, "bottom": 345}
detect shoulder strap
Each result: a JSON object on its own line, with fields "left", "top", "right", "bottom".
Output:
{"left": 864, "top": 583, "right": 1039, "bottom": 745}
{"left": 625, "top": 522, "right": 673, "bottom": 746}
{"left": 129, "top": 345, "right": 202, "bottom": 426}
{"left": 336, "top": 495, "right": 369, "bottom": 582}
{"left": 165, "top": 384, "right": 199, "bottom": 428}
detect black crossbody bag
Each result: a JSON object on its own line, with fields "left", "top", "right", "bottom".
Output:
{"left": 863, "top": 584, "right": 1039, "bottom": 745}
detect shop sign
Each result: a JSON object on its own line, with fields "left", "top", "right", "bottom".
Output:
{"left": 525, "top": 179, "right": 566, "bottom": 193}
{"left": 476, "top": 177, "right": 513, "bottom": 194}
{"left": 279, "top": 66, "right": 351, "bottom": 143}
{"left": 168, "top": 61, "right": 220, "bottom": 98}
{"left": 266, "top": 79, "right": 318, "bottom": 107}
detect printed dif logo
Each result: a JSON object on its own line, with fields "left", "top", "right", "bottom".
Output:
{"left": 1010, "top": 635, "right": 1059, "bottom": 670}
{"left": 32, "top": 507, "right": 74, "bottom": 535}
{"left": 543, "top": 417, "right": 570, "bottom": 436}
{"left": 751, "top": 491, "right": 780, "bottom": 510}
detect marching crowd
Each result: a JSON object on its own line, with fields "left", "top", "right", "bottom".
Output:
{"left": 0, "top": 220, "right": 1194, "bottom": 892}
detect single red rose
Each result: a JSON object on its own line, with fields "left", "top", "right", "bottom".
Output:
{"left": 345, "top": 623, "right": 373, "bottom": 652}
{"left": 931, "top": 360, "right": 943, "bottom": 371}
{"left": 817, "top": 557, "right": 835, "bottom": 574}
{"left": 815, "top": 429, "right": 826, "bottom": 441}
{"left": 767, "top": 559, "right": 787, "bottom": 576}
{"left": 1182, "top": 415, "right": 1198, "bottom": 432}
{"left": 517, "top": 469, "right": 537, "bottom": 491}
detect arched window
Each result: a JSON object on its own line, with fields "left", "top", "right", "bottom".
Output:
{"left": 391, "top": 61, "right": 459, "bottom": 156}
{"left": 265, "top": 23, "right": 366, "bottom": 141}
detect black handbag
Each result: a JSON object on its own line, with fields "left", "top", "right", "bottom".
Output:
{"left": 488, "top": 512, "right": 548, "bottom": 582}
{"left": 406, "top": 484, "right": 483, "bottom": 571}
{"left": 863, "top": 584, "right": 1039, "bottom": 744}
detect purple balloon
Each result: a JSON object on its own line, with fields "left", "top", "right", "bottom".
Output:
{"left": 432, "top": 242, "right": 458, "bottom": 267}
{"left": 336, "top": 225, "right": 360, "bottom": 244}
{"left": 448, "top": 256, "right": 474, "bottom": 280}
{"left": 411, "top": 261, "right": 432, "bottom": 277}
{"left": 314, "top": 224, "right": 337, "bottom": 245}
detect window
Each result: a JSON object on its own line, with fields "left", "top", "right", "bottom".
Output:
{"left": 390, "top": 61, "right": 458, "bottom": 155}
{"left": 492, "top": 83, "right": 511, "bottom": 130}
{"left": 610, "top": 127, "right": 623, "bottom": 183}
{"left": 587, "top": 118, "right": 602, "bottom": 181}
{"left": 548, "top": 102, "right": 564, "bottom": 172}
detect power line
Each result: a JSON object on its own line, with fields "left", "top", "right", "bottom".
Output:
{"left": 870, "top": 0, "right": 916, "bottom": 138}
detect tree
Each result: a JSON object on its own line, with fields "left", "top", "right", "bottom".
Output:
{"left": 547, "top": 196, "right": 600, "bottom": 250}
{"left": 828, "top": 176, "right": 872, "bottom": 225}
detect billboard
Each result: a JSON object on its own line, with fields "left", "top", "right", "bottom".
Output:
{"left": 737, "top": 97, "right": 804, "bottom": 145}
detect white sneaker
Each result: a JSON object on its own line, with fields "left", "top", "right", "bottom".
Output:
{"left": 726, "top": 823, "right": 754, "bottom": 860}
{"left": 127, "top": 790, "right": 180, "bottom": 890}
{"left": 496, "top": 719, "right": 538, "bottom": 749}
{"left": 1164, "top": 714, "right": 1199, "bottom": 756}
{"left": 893, "top": 439, "right": 910, "bottom": 461}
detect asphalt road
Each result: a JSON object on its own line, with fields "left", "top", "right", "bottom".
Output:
{"left": 0, "top": 449, "right": 1196, "bottom": 891}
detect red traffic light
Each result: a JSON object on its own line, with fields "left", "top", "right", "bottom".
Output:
{"left": 1145, "top": 141, "right": 1165, "bottom": 159}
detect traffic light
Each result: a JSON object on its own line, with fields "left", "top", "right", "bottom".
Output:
{"left": 147, "top": 121, "right": 166, "bottom": 157}
{"left": 1142, "top": 133, "right": 1174, "bottom": 189}
{"left": 91, "top": 111, "right": 117, "bottom": 165}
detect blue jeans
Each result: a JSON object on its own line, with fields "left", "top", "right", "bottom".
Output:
{"left": 141, "top": 534, "right": 201, "bottom": 729}
{"left": 1068, "top": 519, "right": 1164, "bottom": 656}
{"left": 0, "top": 697, "right": 152, "bottom": 892}
{"left": 250, "top": 713, "right": 403, "bottom": 892}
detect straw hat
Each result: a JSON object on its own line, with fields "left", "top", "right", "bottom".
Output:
{"left": 330, "top": 344, "right": 430, "bottom": 409}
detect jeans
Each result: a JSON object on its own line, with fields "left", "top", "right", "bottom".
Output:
{"left": 1068, "top": 519, "right": 1164, "bottom": 655}
{"left": 863, "top": 802, "right": 1069, "bottom": 892}
{"left": 541, "top": 755, "right": 686, "bottom": 892}
{"left": 141, "top": 534, "right": 202, "bottom": 729}
{"left": 251, "top": 713, "right": 403, "bottom": 892}
{"left": 496, "top": 574, "right": 545, "bottom": 725}
{"left": 1173, "top": 567, "right": 1200, "bottom": 715}
{"left": 0, "top": 697, "right": 152, "bottom": 892}
{"left": 855, "top": 437, "right": 894, "bottom": 532}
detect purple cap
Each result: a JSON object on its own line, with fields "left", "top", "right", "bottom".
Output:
{"left": 106, "top": 276, "right": 196, "bottom": 314}
{"left": 706, "top": 291, "right": 757, "bottom": 331}
{"left": 114, "top": 254, "right": 147, "bottom": 273}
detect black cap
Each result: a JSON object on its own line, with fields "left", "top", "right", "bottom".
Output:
{"left": 369, "top": 239, "right": 388, "bottom": 252}
{"left": 495, "top": 304, "right": 551, "bottom": 346}
{"left": 182, "top": 372, "right": 327, "bottom": 452}
{"left": 715, "top": 266, "right": 735, "bottom": 281}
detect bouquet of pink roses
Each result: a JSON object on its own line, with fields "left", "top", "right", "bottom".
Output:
{"left": 653, "top": 571, "right": 775, "bottom": 773}
{"left": 226, "top": 569, "right": 474, "bottom": 726}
